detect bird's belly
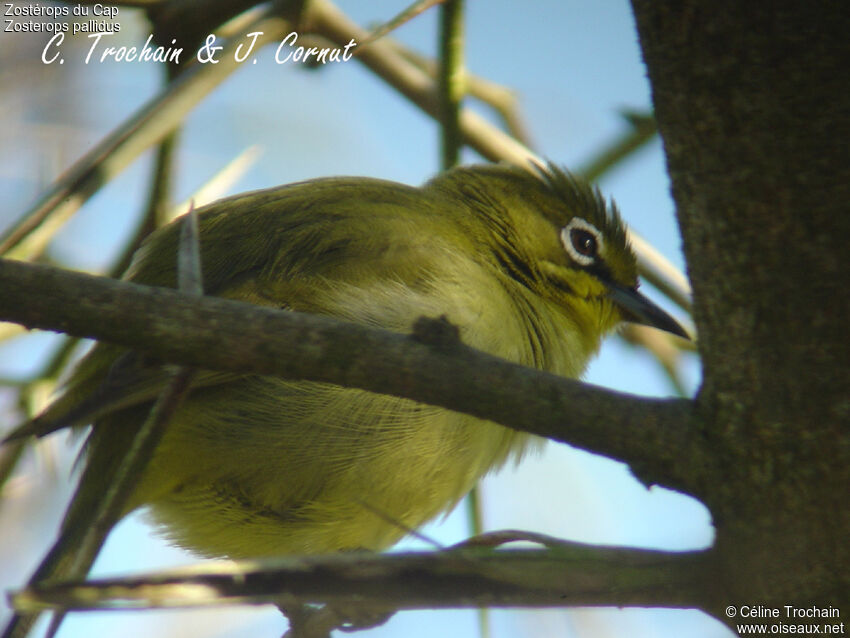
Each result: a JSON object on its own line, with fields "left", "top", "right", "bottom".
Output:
{"left": 138, "top": 377, "right": 532, "bottom": 558}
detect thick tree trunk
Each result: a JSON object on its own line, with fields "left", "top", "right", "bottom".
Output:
{"left": 631, "top": 0, "right": 850, "bottom": 615}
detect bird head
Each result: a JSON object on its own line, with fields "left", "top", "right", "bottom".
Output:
{"left": 429, "top": 162, "right": 689, "bottom": 341}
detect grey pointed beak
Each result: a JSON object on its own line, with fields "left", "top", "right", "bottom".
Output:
{"left": 606, "top": 282, "right": 691, "bottom": 340}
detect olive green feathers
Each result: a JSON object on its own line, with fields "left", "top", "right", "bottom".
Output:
{"left": 20, "top": 163, "right": 685, "bottom": 561}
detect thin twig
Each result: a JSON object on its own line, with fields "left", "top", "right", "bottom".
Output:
{"left": 168, "top": 145, "right": 262, "bottom": 224}
{"left": 578, "top": 111, "right": 657, "bottom": 183}
{"left": 176, "top": 204, "right": 203, "bottom": 295}
{"left": 0, "top": 440, "right": 25, "bottom": 495}
{"left": 305, "top": 0, "right": 692, "bottom": 312}
{"left": 628, "top": 232, "right": 693, "bottom": 315}
{"left": 32, "top": 208, "right": 205, "bottom": 638}
{"left": 307, "top": 0, "right": 537, "bottom": 167}
{"left": 12, "top": 545, "right": 717, "bottom": 612}
{"left": 620, "top": 324, "right": 692, "bottom": 397}
{"left": 464, "top": 487, "right": 490, "bottom": 638}
{"left": 0, "top": 7, "right": 291, "bottom": 259}
{"left": 2, "top": 0, "right": 692, "bottom": 314}
{"left": 438, "top": 0, "right": 464, "bottom": 169}
{"left": 383, "top": 41, "right": 533, "bottom": 145}
{"left": 357, "top": 0, "right": 446, "bottom": 49}
{"left": 72, "top": 369, "right": 196, "bottom": 575}
{"left": 73, "top": 210, "right": 202, "bottom": 578}
{"left": 38, "top": 367, "right": 197, "bottom": 638}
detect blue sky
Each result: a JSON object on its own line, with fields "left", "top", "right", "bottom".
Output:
{"left": 0, "top": 2, "right": 730, "bottom": 637}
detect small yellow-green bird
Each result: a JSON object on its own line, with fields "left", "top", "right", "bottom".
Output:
{"left": 17, "top": 162, "right": 685, "bottom": 565}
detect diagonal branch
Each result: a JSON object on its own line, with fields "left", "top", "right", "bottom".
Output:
{"left": 306, "top": 0, "right": 693, "bottom": 328}
{"left": 1, "top": 210, "right": 209, "bottom": 638}
{"left": 0, "top": 5, "right": 291, "bottom": 258}
{"left": 12, "top": 545, "right": 718, "bottom": 614}
{"left": 0, "top": 258, "right": 711, "bottom": 498}
{"left": 0, "top": 0, "right": 692, "bottom": 315}
{"left": 307, "top": 0, "right": 535, "bottom": 167}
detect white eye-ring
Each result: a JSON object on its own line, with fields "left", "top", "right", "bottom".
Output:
{"left": 560, "top": 217, "right": 603, "bottom": 266}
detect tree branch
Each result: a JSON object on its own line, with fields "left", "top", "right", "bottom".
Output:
{"left": 0, "top": 258, "right": 709, "bottom": 497}
{"left": 0, "top": 0, "right": 693, "bottom": 315}
{"left": 437, "top": 0, "right": 464, "bottom": 169}
{"left": 308, "top": 0, "right": 535, "bottom": 167}
{"left": 629, "top": 0, "right": 850, "bottom": 606}
{"left": 307, "top": 0, "right": 694, "bottom": 334}
{"left": 12, "top": 545, "right": 717, "bottom": 613}
{"left": 0, "top": 5, "right": 291, "bottom": 258}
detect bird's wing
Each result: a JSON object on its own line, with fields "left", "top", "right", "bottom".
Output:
{"left": 12, "top": 177, "right": 453, "bottom": 441}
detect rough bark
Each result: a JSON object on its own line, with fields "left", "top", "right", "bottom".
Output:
{"left": 631, "top": 0, "right": 850, "bottom": 614}
{"left": 0, "top": 258, "right": 703, "bottom": 497}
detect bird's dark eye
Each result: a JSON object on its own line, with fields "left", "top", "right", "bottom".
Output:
{"left": 560, "top": 217, "right": 603, "bottom": 266}
{"left": 570, "top": 228, "right": 597, "bottom": 257}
